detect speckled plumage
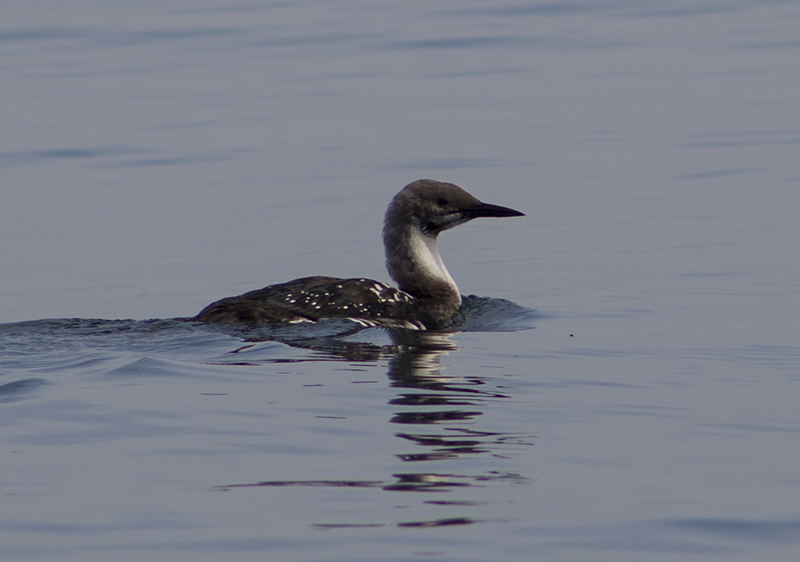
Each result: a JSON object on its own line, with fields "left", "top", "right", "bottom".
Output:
{"left": 194, "top": 276, "right": 432, "bottom": 329}
{"left": 194, "top": 180, "right": 523, "bottom": 329}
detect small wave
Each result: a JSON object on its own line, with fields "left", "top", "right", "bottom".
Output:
{"left": 449, "top": 295, "right": 536, "bottom": 332}
{"left": 0, "top": 378, "right": 49, "bottom": 403}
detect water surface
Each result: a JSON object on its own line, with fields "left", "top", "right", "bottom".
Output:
{"left": 2, "top": 1, "right": 800, "bottom": 560}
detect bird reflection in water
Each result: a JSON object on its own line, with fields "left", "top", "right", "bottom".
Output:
{"left": 215, "top": 326, "right": 535, "bottom": 529}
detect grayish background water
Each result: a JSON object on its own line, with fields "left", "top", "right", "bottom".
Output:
{"left": 1, "top": 1, "right": 799, "bottom": 560}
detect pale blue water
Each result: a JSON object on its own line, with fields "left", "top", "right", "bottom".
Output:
{"left": 2, "top": 1, "right": 800, "bottom": 560}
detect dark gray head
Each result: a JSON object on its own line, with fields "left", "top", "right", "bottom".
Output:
{"left": 384, "top": 179, "right": 525, "bottom": 237}
{"left": 382, "top": 180, "right": 524, "bottom": 324}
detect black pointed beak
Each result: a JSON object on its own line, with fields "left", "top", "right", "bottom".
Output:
{"left": 465, "top": 201, "right": 525, "bottom": 219}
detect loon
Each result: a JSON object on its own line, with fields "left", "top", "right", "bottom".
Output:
{"left": 194, "top": 179, "right": 524, "bottom": 329}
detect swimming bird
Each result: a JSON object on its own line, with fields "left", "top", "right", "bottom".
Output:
{"left": 194, "top": 179, "right": 524, "bottom": 329}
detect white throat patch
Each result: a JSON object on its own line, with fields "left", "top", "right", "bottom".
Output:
{"left": 407, "top": 227, "right": 459, "bottom": 294}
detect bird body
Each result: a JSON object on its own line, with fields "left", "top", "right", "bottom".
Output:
{"left": 194, "top": 180, "right": 523, "bottom": 329}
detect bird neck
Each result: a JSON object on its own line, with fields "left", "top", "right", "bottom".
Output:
{"left": 384, "top": 223, "right": 462, "bottom": 323}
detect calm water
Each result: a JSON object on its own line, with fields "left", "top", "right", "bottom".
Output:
{"left": 2, "top": 1, "right": 800, "bottom": 560}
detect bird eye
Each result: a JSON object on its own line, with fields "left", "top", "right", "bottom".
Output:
{"left": 436, "top": 197, "right": 448, "bottom": 206}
